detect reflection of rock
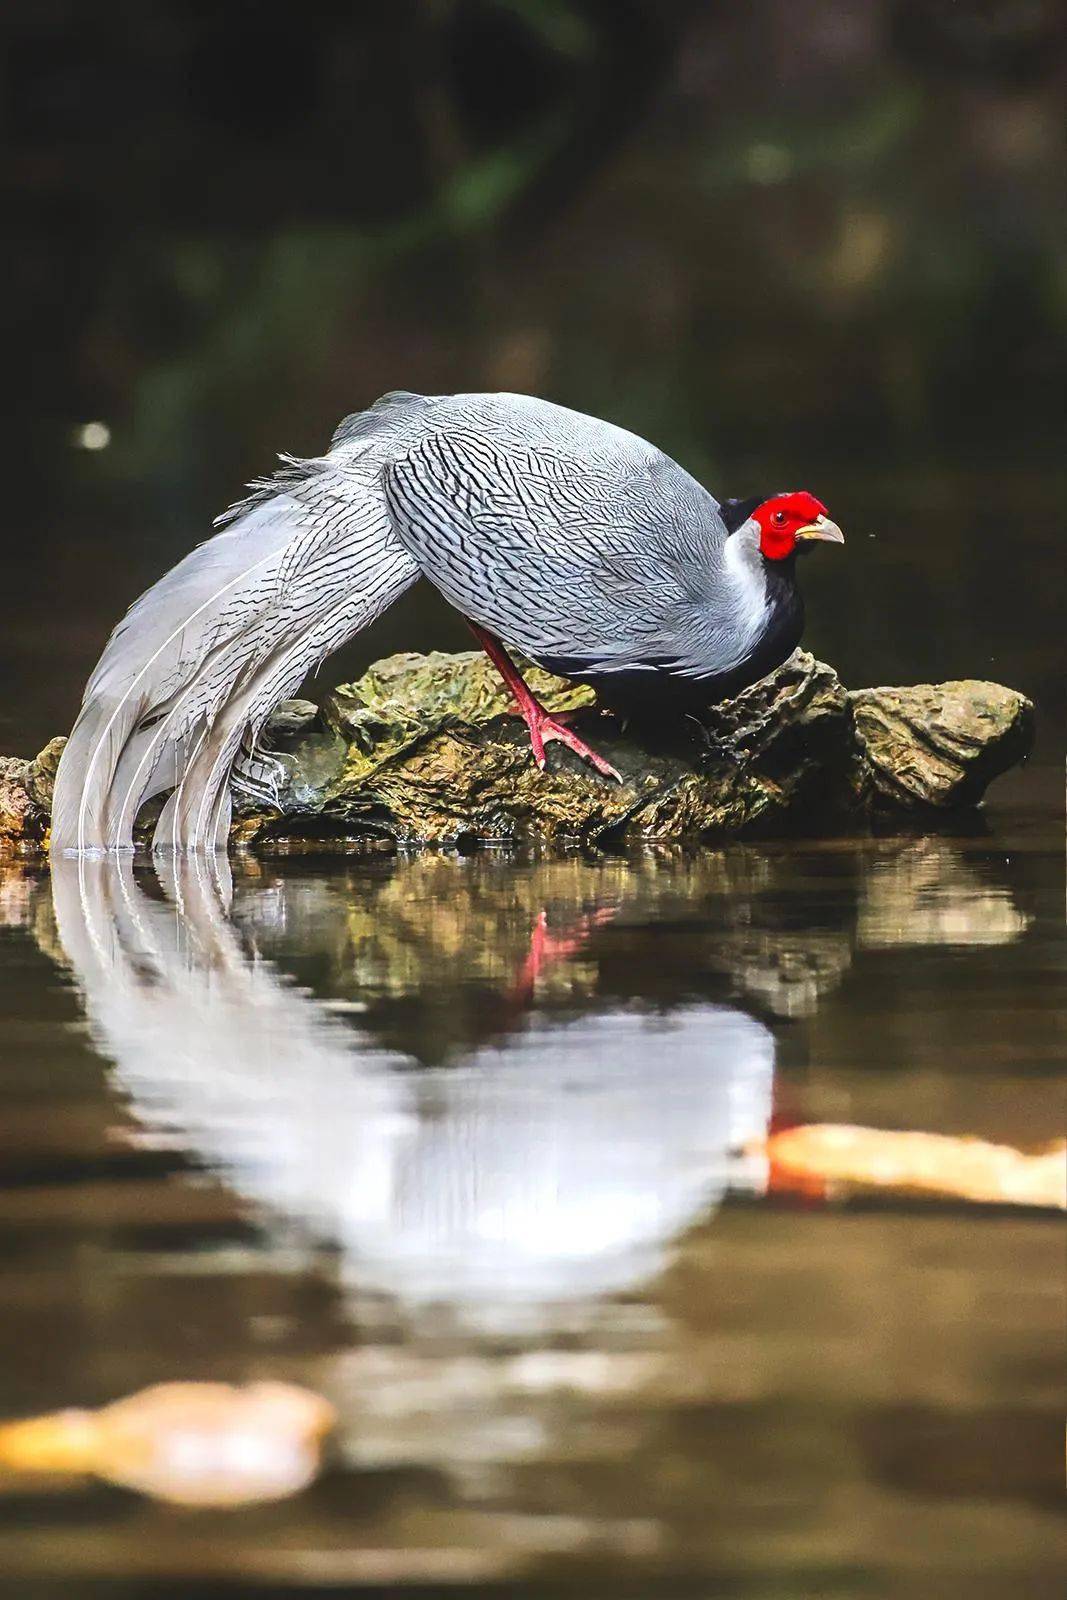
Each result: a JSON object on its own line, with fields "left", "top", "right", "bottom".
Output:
{"left": 226, "top": 834, "right": 1029, "bottom": 1033}
{"left": 229, "top": 852, "right": 858, "bottom": 1033}
{"left": 715, "top": 929, "right": 855, "bottom": 1020}
{"left": 9, "top": 820, "right": 1031, "bottom": 1095}
{"left": 855, "top": 838, "right": 1031, "bottom": 948}
{"left": 0, "top": 653, "right": 1033, "bottom": 853}
{"left": 48, "top": 857, "right": 774, "bottom": 1315}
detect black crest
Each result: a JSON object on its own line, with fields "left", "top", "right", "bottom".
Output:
{"left": 719, "top": 495, "right": 764, "bottom": 533}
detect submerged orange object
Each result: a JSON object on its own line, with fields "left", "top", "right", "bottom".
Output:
{"left": 0, "top": 1381, "right": 336, "bottom": 1507}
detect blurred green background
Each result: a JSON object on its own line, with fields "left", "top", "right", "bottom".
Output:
{"left": 1, "top": 0, "right": 1063, "bottom": 753}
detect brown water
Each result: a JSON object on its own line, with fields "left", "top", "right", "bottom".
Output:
{"left": 0, "top": 768, "right": 1062, "bottom": 1598}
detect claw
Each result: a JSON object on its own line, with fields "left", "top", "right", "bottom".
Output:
{"left": 537, "top": 713, "right": 622, "bottom": 782}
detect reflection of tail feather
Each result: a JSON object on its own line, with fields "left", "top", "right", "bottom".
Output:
{"left": 50, "top": 855, "right": 408, "bottom": 1211}
{"left": 48, "top": 860, "right": 774, "bottom": 1309}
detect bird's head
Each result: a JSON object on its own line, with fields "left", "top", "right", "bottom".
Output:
{"left": 722, "top": 491, "right": 844, "bottom": 563}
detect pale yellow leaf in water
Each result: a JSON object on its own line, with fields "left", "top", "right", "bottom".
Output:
{"left": 765, "top": 1125, "right": 1066, "bottom": 1209}
{"left": 0, "top": 1381, "right": 336, "bottom": 1507}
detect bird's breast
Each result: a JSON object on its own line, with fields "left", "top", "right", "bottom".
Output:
{"left": 538, "top": 580, "right": 804, "bottom": 722}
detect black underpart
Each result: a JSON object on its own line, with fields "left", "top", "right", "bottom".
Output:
{"left": 536, "top": 555, "right": 805, "bottom": 725}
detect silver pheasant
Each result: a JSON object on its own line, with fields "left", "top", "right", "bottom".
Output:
{"left": 51, "top": 391, "right": 843, "bottom": 853}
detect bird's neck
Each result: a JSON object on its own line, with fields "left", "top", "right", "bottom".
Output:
{"left": 720, "top": 533, "right": 777, "bottom": 650}
{"left": 723, "top": 542, "right": 804, "bottom": 685}
{"left": 670, "top": 534, "right": 802, "bottom": 688}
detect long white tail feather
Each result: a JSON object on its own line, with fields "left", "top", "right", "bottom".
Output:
{"left": 170, "top": 514, "right": 414, "bottom": 851}
{"left": 153, "top": 761, "right": 232, "bottom": 856}
{"left": 51, "top": 444, "right": 421, "bottom": 854}
{"left": 51, "top": 494, "right": 305, "bottom": 853}
{"left": 107, "top": 620, "right": 271, "bottom": 846}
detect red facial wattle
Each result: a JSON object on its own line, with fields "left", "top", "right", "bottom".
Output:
{"left": 752, "top": 492, "right": 834, "bottom": 561}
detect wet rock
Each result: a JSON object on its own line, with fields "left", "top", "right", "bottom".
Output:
{"left": 0, "top": 758, "right": 45, "bottom": 852}
{"left": 0, "top": 653, "right": 1035, "bottom": 855}
{"left": 1, "top": 737, "right": 67, "bottom": 853}
{"left": 264, "top": 698, "right": 320, "bottom": 743}
{"left": 229, "top": 701, "right": 346, "bottom": 815}
{"left": 321, "top": 649, "right": 595, "bottom": 769}
{"left": 26, "top": 735, "right": 67, "bottom": 811}
{"left": 233, "top": 728, "right": 347, "bottom": 816}
{"left": 242, "top": 650, "right": 1033, "bottom": 849}
{"left": 850, "top": 680, "right": 1034, "bottom": 811}
{"left": 245, "top": 648, "right": 852, "bottom": 849}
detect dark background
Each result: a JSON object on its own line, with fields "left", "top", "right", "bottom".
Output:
{"left": 1, "top": 0, "right": 1063, "bottom": 756}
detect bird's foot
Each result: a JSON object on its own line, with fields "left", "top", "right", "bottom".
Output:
{"left": 525, "top": 707, "right": 622, "bottom": 783}
{"left": 468, "top": 619, "right": 621, "bottom": 782}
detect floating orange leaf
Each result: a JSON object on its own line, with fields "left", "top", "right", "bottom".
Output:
{"left": 0, "top": 1381, "right": 335, "bottom": 1507}
{"left": 764, "top": 1124, "right": 1066, "bottom": 1209}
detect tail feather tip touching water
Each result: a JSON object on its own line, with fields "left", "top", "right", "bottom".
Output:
{"left": 49, "top": 452, "right": 420, "bottom": 856}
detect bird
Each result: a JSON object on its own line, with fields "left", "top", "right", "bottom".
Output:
{"left": 50, "top": 391, "right": 844, "bottom": 854}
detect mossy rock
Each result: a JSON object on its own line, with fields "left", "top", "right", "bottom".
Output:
{"left": 232, "top": 648, "right": 1032, "bottom": 851}
{"left": 0, "top": 652, "right": 1035, "bottom": 856}
{"left": 849, "top": 681, "right": 1035, "bottom": 811}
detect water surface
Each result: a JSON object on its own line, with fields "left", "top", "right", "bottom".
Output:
{"left": 0, "top": 775, "right": 1062, "bottom": 1597}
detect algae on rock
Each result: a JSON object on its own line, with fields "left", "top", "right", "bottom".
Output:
{"left": 849, "top": 680, "right": 1034, "bottom": 811}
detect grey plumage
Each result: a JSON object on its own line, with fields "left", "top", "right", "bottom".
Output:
{"left": 52, "top": 402, "right": 422, "bottom": 854}
{"left": 51, "top": 391, "right": 790, "bottom": 854}
{"left": 384, "top": 393, "right": 754, "bottom": 679}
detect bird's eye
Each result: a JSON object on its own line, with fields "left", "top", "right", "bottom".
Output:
{"left": 772, "top": 510, "right": 787, "bottom": 525}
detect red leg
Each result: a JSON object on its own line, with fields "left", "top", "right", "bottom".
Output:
{"left": 468, "top": 622, "right": 621, "bottom": 782}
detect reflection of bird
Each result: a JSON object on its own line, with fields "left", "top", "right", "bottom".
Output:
{"left": 51, "top": 392, "right": 843, "bottom": 852}
{"left": 49, "top": 857, "right": 774, "bottom": 1310}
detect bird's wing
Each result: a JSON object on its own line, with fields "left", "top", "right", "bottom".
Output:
{"left": 384, "top": 397, "right": 728, "bottom": 674}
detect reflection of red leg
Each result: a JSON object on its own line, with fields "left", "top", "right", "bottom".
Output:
{"left": 469, "top": 621, "right": 621, "bottom": 782}
{"left": 512, "top": 906, "right": 619, "bottom": 1005}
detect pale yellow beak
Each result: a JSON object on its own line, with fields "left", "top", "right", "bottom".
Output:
{"left": 795, "top": 514, "right": 844, "bottom": 546}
